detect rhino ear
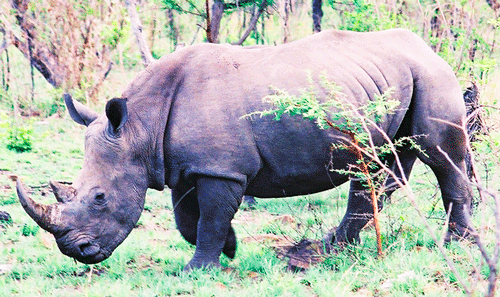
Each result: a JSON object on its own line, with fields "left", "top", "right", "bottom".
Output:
{"left": 105, "top": 98, "right": 128, "bottom": 135}
{"left": 64, "top": 94, "right": 98, "bottom": 126}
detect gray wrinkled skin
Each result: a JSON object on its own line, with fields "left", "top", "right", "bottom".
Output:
{"left": 18, "top": 29, "right": 473, "bottom": 269}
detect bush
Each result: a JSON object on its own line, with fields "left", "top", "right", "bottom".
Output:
{"left": 6, "top": 123, "right": 33, "bottom": 153}
{"left": 21, "top": 223, "right": 39, "bottom": 237}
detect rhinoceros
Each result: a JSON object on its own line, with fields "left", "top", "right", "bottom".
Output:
{"left": 17, "top": 29, "right": 473, "bottom": 270}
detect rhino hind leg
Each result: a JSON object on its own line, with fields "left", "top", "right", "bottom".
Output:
{"left": 183, "top": 177, "right": 243, "bottom": 270}
{"left": 432, "top": 166, "right": 473, "bottom": 242}
{"left": 334, "top": 147, "right": 417, "bottom": 245}
{"left": 411, "top": 73, "right": 474, "bottom": 240}
{"left": 416, "top": 138, "right": 474, "bottom": 241}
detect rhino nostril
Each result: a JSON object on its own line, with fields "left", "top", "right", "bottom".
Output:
{"left": 78, "top": 242, "right": 100, "bottom": 257}
{"left": 78, "top": 242, "right": 90, "bottom": 253}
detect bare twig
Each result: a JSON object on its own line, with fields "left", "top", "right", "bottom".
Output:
{"left": 436, "top": 145, "right": 499, "bottom": 297}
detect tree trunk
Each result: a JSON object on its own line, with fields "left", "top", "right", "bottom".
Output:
{"left": 2, "top": 0, "right": 122, "bottom": 101}
{"left": 8, "top": 0, "right": 65, "bottom": 87}
{"left": 10, "top": 34, "right": 64, "bottom": 88}
{"left": 486, "top": 0, "right": 500, "bottom": 12}
{"left": 205, "top": 0, "right": 213, "bottom": 42}
{"left": 210, "top": 0, "right": 225, "bottom": 43}
{"left": 283, "top": 0, "right": 291, "bottom": 43}
{"left": 1, "top": 28, "right": 11, "bottom": 91}
{"left": 125, "top": 0, "right": 154, "bottom": 67}
{"left": 312, "top": 0, "right": 323, "bottom": 33}
{"left": 166, "top": 9, "right": 179, "bottom": 50}
{"left": 234, "top": 0, "right": 268, "bottom": 45}
{"left": 27, "top": 30, "right": 34, "bottom": 101}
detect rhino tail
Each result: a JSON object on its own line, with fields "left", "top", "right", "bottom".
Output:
{"left": 463, "top": 82, "right": 483, "bottom": 182}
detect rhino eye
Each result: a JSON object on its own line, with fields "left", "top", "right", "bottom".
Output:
{"left": 94, "top": 193, "right": 106, "bottom": 204}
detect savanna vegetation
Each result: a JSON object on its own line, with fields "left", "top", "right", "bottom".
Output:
{"left": 1, "top": 0, "right": 500, "bottom": 295}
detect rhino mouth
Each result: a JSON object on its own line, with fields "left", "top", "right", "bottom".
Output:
{"left": 57, "top": 236, "right": 111, "bottom": 264}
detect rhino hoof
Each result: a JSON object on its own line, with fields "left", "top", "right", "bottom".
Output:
{"left": 183, "top": 259, "right": 221, "bottom": 272}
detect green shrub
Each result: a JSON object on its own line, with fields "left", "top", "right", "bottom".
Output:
{"left": 6, "top": 123, "right": 33, "bottom": 153}
{"left": 0, "top": 193, "right": 17, "bottom": 206}
{"left": 21, "top": 223, "right": 39, "bottom": 237}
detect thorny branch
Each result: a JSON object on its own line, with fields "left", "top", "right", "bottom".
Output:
{"left": 325, "top": 118, "right": 383, "bottom": 257}
{"left": 435, "top": 128, "right": 500, "bottom": 297}
{"left": 353, "top": 112, "right": 500, "bottom": 296}
{"left": 340, "top": 119, "right": 474, "bottom": 295}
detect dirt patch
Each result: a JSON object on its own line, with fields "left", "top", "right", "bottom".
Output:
{"left": 232, "top": 210, "right": 275, "bottom": 226}
{"left": 74, "top": 266, "right": 107, "bottom": 277}
{"left": 242, "top": 233, "right": 294, "bottom": 245}
{"left": 276, "top": 238, "right": 332, "bottom": 271}
{"left": 237, "top": 210, "right": 335, "bottom": 271}
{"left": 0, "top": 170, "right": 16, "bottom": 191}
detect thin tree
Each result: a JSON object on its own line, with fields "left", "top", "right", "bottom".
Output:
{"left": 164, "top": 0, "right": 269, "bottom": 45}
{"left": 125, "top": 0, "right": 154, "bottom": 66}
{"left": 210, "top": 0, "right": 225, "bottom": 43}
{"left": 312, "top": 0, "right": 323, "bottom": 33}
{"left": 0, "top": 0, "right": 123, "bottom": 101}
{"left": 233, "top": 0, "right": 269, "bottom": 45}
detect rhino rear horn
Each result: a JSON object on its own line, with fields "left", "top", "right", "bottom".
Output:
{"left": 49, "top": 180, "right": 76, "bottom": 203}
{"left": 17, "top": 180, "right": 64, "bottom": 234}
{"left": 64, "top": 94, "right": 98, "bottom": 126}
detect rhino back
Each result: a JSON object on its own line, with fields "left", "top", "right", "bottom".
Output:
{"left": 154, "top": 29, "right": 440, "bottom": 195}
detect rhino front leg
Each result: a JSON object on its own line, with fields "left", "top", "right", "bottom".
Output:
{"left": 172, "top": 185, "right": 199, "bottom": 247}
{"left": 172, "top": 183, "right": 238, "bottom": 262}
{"left": 184, "top": 177, "right": 243, "bottom": 270}
{"left": 335, "top": 179, "right": 376, "bottom": 244}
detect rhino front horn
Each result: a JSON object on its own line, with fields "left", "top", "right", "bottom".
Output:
{"left": 16, "top": 180, "right": 63, "bottom": 234}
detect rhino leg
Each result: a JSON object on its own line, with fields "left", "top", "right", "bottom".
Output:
{"left": 334, "top": 178, "right": 376, "bottom": 244}
{"left": 172, "top": 183, "right": 238, "bottom": 261}
{"left": 418, "top": 144, "right": 473, "bottom": 241}
{"left": 172, "top": 185, "right": 199, "bottom": 246}
{"left": 412, "top": 74, "right": 474, "bottom": 240}
{"left": 183, "top": 177, "right": 243, "bottom": 270}
{"left": 334, "top": 148, "right": 417, "bottom": 244}
{"left": 433, "top": 167, "right": 473, "bottom": 241}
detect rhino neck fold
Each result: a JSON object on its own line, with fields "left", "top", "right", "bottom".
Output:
{"left": 120, "top": 55, "right": 188, "bottom": 192}
{"left": 124, "top": 94, "right": 174, "bottom": 192}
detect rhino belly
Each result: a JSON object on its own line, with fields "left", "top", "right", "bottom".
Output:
{"left": 245, "top": 123, "right": 356, "bottom": 198}
{"left": 246, "top": 166, "right": 350, "bottom": 198}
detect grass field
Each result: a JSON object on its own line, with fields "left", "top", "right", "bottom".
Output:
{"left": 1, "top": 98, "right": 499, "bottom": 296}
